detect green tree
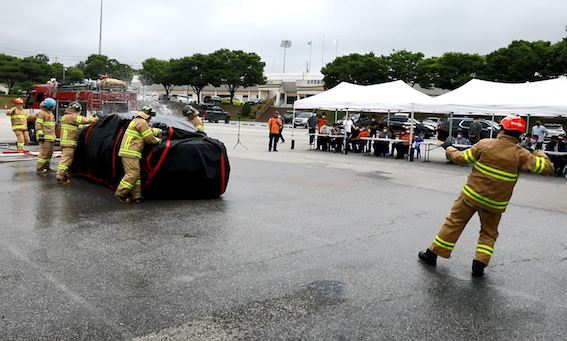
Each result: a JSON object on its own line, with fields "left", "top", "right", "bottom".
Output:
{"left": 82, "top": 54, "right": 133, "bottom": 81}
{"left": 321, "top": 53, "right": 389, "bottom": 89}
{"left": 51, "top": 63, "right": 85, "bottom": 83}
{"left": 0, "top": 54, "right": 25, "bottom": 93}
{"left": 385, "top": 49, "right": 424, "bottom": 86}
{"left": 20, "top": 54, "right": 52, "bottom": 83}
{"left": 209, "top": 49, "right": 266, "bottom": 103}
{"left": 140, "top": 58, "right": 174, "bottom": 96}
{"left": 430, "top": 52, "right": 485, "bottom": 90}
{"left": 170, "top": 54, "right": 214, "bottom": 102}
{"left": 550, "top": 38, "right": 567, "bottom": 77}
{"left": 483, "top": 40, "right": 553, "bottom": 82}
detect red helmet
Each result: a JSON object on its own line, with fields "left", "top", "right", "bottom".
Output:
{"left": 14, "top": 98, "right": 24, "bottom": 105}
{"left": 500, "top": 115, "right": 526, "bottom": 133}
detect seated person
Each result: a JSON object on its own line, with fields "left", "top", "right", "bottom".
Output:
{"left": 394, "top": 130, "right": 411, "bottom": 159}
{"left": 545, "top": 136, "right": 567, "bottom": 176}
{"left": 453, "top": 131, "right": 471, "bottom": 150}
{"left": 348, "top": 126, "right": 360, "bottom": 152}
{"left": 330, "top": 124, "right": 344, "bottom": 152}
{"left": 317, "top": 124, "right": 332, "bottom": 151}
{"left": 374, "top": 126, "right": 392, "bottom": 156}
{"left": 355, "top": 127, "right": 371, "bottom": 153}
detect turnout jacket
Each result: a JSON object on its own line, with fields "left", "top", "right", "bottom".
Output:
{"left": 35, "top": 109, "right": 56, "bottom": 142}
{"left": 118, "top": 112, "right": 161, "bottom": 159}
{"left": 6, "top": 107, "right": 29, "bottom": 131}
{"left": 446, "top": 133, "right": 554, "bottom": 212}
{"left": 59, "top": 109, "right": 98, "bottom": 147}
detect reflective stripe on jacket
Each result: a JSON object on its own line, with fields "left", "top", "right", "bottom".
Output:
{"left": 60, "top": 110, "right": 97, "bottom": 147}
{"left": 35, "top": 109, "right": 56, "bottom": 142}
{"left": 118, "top": 113, "right": 160, "bottom": 159}
{"left": 446, "top": 133, "right": 554, "bottom": 212}
{"left": 6, "top": 107, "right": 28, "bottom": 131}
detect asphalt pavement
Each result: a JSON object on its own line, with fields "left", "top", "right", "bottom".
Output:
{"left": 1, "top": 121, "right": 566, "bottom": 340}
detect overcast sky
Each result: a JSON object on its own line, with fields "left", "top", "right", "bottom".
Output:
{"left": 2, "top": 0, "right": 567, "bottom": 73}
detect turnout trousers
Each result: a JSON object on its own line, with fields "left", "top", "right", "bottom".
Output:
{"left": 429, "top": 193, "right": 502, "bottom": 265}
{"left": 115, "top": 157, "right": 142, "bottom": 200}
{"left": 14, "top": 130, "right": 30, "bottom": 151}
{"left": 56, "top": 147, "right": 75, "bottom": 181}
{"left": 36, "top": 141, "right": 54, "bottom": 171}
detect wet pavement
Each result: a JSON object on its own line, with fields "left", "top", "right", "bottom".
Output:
{"left": 1, "top": 124, "right": 567, "bottom": 340}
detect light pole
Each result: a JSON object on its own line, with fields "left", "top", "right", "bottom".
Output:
{"left": 281, "top": 40, "right": 292, "bottom": 73}
{"left": 62, "top": 67, "right": 66, "bottom": 83}
{"left": 307, "top": 41, "right": 312, "bottom": 73}
{"left": 333, "top": 39, "right": 338, "bottom": 60}
{"left": 98, "top": 0, "right": 104, "bottom": 55}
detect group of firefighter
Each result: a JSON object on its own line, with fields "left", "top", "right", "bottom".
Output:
{"left": 7, "top": 97, "right": 555, "bottom": 277}
{"left": 6, "top": 98, "right": 204, "bottom": 205}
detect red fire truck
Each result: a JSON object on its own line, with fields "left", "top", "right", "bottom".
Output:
{"left": 24, "top": 78, "right": 137, "bottom": 142}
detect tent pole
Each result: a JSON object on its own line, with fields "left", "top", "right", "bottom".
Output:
{"left": 408, "top": 107, "right": 415, "bottom": 162}
{"left": 448, "top": 112, "right": 454, "bottom": 140}
{"left": 490, "top": 113, "right": 495, "bottom": 139}
{"left": 291, "top": 104, "right": 296, "bottom": 149}
{"left": 335, "top": 109, "right": 338, "bottom": 124}
{"left": 344, "top": 109, "right": 349, "bottom": 154}
{"left": 526, "top": 114, "right": 530, "bottom": 133}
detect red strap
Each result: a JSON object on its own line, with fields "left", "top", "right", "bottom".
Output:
{"left": 112, "top": 127, "right": 125, "bottom": 179}
{"left": 219, "top": 153, "right": 227, "bottom": 195}
{"left": 143, "top": 127, "right": 173, "bottom": 188}
{"left": 70, "top": 172, "right": 116, "bottom": 190}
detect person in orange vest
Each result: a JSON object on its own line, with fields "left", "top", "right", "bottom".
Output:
{"left": 56, "top": 102, "right": 99, "bottom": 184}
{"left": 267, "top": 112, "right": 282, "bottom": 152}
{"left": 114, "top": 105, "right": 162, "bottom": 203}
{"left": 5, "top": 97, "right": 30, "bottom": 151}
{"left": 418, "top": 115, "right": 554, "bottom": 277}
{"left": 35, "top": 98, "right": 57, "bottom": 173}
{"left": 316, "top": 114, "right": 327, "bottom": 132}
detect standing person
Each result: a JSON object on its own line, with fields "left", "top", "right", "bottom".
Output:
{"left": 182, "top": 105, "right": 204, "bottom": 132}
{"left": 418, "top": 115, "right": 554, "bottom": 277}
{"left": 56, "top": 102, "right": 99, "bottom": 184}
{"left": 5, "top": 97, "right": 30, "bottom": 151}
{"left": 544, "top": 136, "right": 567, "bottom": 177}
{"left": 468, "top": 117, "right": 483, "bottom": 144}
{"left": 114, "top": 105, "right": 161, "bottom": 203}
{"left": 342, "top": 115, "right": 354, "bottom": 152}
{"left": 307, "top": 113, "right": 317, "bottom": 145}
{"left": 277, "top": 112, "right": 285, "bottom": 143}
{"left": 267, "top": 112, "right": 282, "bottom": 152}
{"left": 35, "top": 98, "right": 57, "bottom": 174}
{"left": 531, "top": 121, "right": 549, "bottom": 150}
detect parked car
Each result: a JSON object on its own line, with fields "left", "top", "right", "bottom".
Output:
{"left": 245, "top": 98, "right": 264, "bottom": 105}
{"left": 385, "top": 116, "right": 436, "bottom": 138}
{"left": 293, "top": 112, "right": 314, "bottom": 128}
{"left": 170, "top": 94, "right": 194, "bottom": 104}
{"left": 422, "top": 117, "right": 442, "bottom": 128}
{"left": 221, "top": 97, "right": 243, "bottom": 106}
{"left": 544, "top": 123, "right": 565, "bottom": 140}
{"left": 203, "top": 95, "right": 222, "bottom": 105}
{"left": 282, "top": 111, "right": 295, "bottom": 124}
{"left": 437, "top": 117, "right": 500, "bottom": 141}
{"left": 198, "top": 103, "right": 230, "bottom": 123}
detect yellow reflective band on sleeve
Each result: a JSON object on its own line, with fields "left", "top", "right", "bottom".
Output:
{"left": 119, "top": 179, "right": 134, "bottom": 189}
{"left": 12, "top": 125, "right": 27, "bottom": 130}
{"left": 477, "top": 244, "right": 494, "bottom": 256}
{"left": 76, "top": 115, "right": 83, "bottom": 124}
{"left": 151, "top": 128, "right": 161, "bottom": 136}
{"left": 36, "top": 118, "right": 44, "bottom": 124}
{"left": 11, "top": 114, "right": 27, "bottom": 119}
{"left": 37, "top": 158, "right": 48, "bottom": 164}
{"left": 434, "top": 235, "right": 455, "bottom": 250}
{"left": 532, "top": 156, "right": 545, "bottom": 174}
{"left": 462, "top": 185, "right": 508, "bottom": 210}
{"left": 141, "top": 129, "right": 153, "bottom": 138}
{"left": 474, "top": 161, "right": 518, "bottom": 182}
{"left": 57, "top": 164, "right": 68, "bottom": 171}
{"left": 125, "top": 129, "right": 142, "bottom": 138}
{"left": 43, "top": 121, "right": 55, "bottom": 127}
{"left": 463, "top": 148, "right": 476, "bottom": 164}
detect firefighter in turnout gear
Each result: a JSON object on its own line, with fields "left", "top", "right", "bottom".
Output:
{"left": 5, "top": 97, "right": 30, "bottom": 151}
{"left": 56, "top": 102, "right": 99, "bottom": 184}
{"left": 418, "top": 115, "right": 554, "bottom": 277}
{"left": 35, "top": 98, "right": 57, "bottom": 173}
{"left": 114, "top": 105, "right": 161, "bottom": 203}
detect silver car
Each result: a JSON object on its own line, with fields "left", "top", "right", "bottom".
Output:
{"left": 293, "top": 112, "right": 313, "bottom": 128}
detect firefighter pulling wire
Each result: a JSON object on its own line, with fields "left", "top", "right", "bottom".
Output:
{"left": 35, "top": 98, "right": 57, "bottom": 174}
{"left": 418, "top": 115, "right": 554, "bottom": 277}
{"left": 114, "top": 105, "right": 162, "bottom": 203}
{"left": 5, "top": 98, "right": 30, "bottom": 151}
{"left": 56, "top": 102, "right": 99, "bottom": 184}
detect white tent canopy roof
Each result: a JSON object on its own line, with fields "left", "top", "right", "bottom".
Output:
{"left": 412, "top": 77, "right": 567, "bottom": 116}
{"left": 293, "top": 80, "right": 434, "bottom": 111}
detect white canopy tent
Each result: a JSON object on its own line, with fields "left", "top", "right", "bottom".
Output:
{"left": 412, "top": 77, "right": 567, "bottom": 116}
{"left": 291, "top": 80, "right": 435, "bottom": 155}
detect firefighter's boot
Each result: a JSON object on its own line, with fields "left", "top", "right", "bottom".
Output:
{"left": 472, "top": 260, "right": 487, "bottom": 277}
{"left": 115, "top": 194, "right": 131, "bottom": 204}
{"left": 418, "top": 249, "right": 437, "bottom": 267}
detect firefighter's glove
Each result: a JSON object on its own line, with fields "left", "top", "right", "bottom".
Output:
{"left": 441, "top": 139, "right": 453, "bottom": 150}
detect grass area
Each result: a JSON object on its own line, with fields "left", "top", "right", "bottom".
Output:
{"left": 0, "top": 95, "right": 18, "bottom": 109}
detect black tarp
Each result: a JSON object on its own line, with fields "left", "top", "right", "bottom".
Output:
{"left": 71, "top": 113, "right": 230, "bottom": 199}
